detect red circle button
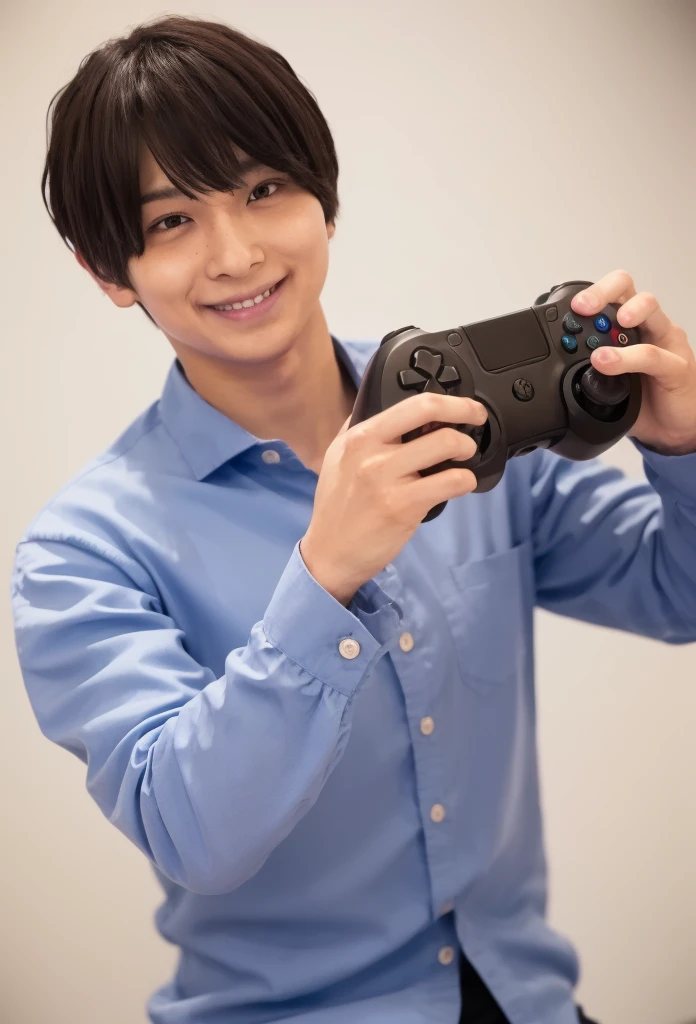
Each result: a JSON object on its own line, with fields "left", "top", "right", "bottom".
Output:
{"left": 610, "top": 327, "right": 630, "bottom": 346}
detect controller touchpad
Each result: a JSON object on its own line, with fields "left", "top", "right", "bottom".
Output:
{"left": 463, "top": 309, "right": 549, "bottom": 372}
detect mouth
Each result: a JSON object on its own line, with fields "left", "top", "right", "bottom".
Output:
{"left": 203, "top": 276, "right": 288, "bottom": 323}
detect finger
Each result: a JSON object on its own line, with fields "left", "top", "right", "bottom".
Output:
{"left": 394, "top": 425, "right": 479, "bottom": 476}
{"left": 591, "top": 343, "right": 690, "bottom": 392}
{"left": 366, "top": 393, "right": 488, "bottom": 445}
{"left": 615, "top": 291, "right": 685, "bottom": 353}
{"left": 337, "top": 414, "right": 353, "bottom": 435}
{"left": 571, "top": 269, "right": 636, "bottom": 316}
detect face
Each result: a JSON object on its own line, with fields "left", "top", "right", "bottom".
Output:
{"left": 84, "top": 143, "right": 335, "bottom": 369}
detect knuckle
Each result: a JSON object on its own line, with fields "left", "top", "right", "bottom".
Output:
{"left": 456, "top": 468, "right": 476, "bottom": 491}
{"left": 646, "top": 346, "right": 663, "bottom": 371}
{"left": 380, "top": 486, "right": 407, "bottom": 523}
{"left": 354, "top": 452, "right": 380, "bottom": 482}
{"left": 420, "top": 392, "right": 441, "bottom": 418}
{"left": 344, "top": 423, "right": 368, "bottom": 452}
{"left": 453, "top": 431, "right": 475, "bottom": 457}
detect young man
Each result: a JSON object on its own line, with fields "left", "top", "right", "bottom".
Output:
{"left": 10, "top": 14, "right": 696, "bottom": 1024}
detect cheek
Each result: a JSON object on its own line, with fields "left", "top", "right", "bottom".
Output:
{"left": 129, "top": 248, "right": 197, "bottom": 307}
{"left": 286, "top": 216, "right": 330, "bottom": 283}
{"left": 277, "top": 197, "right": 330, "bottom": 266}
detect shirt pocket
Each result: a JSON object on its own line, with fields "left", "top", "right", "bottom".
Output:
{"left": 442, "top": 542, "right": 532, "bottom": 696}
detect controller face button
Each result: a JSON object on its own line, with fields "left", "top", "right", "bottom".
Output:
{"left": 610, "top": 326, "right": 630, "bottom": 346}
{"left": 545, "top": 306, "right": 558, "bottom": 322}
{"left": 438, "top": 364, "right": 460, "bottom": 386}
{"left": 512, "top": 378, "right": 535, "bottom": 401}
{"left": 586, "top": 335, "right": 601, "bottom": 350}
{"left": 561, "top": 334, "right": 578, "bottom": 353}
{"left": 397, "top": 348, "right": 460, "bottom": 394}
{"left": 562, "top": 312, "right": 583, "bottom": 334}
{"left": 447, "top": 332, "right": 463, "bottom": 347}
{"left": 594, "top": 315, "right": 612, "bottom": 333}
{"left": 399, "top": 368, "right": 428, "bottom": 390}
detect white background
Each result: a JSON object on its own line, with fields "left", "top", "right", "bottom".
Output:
{"left": 1, "top": 1, "right": 695, "bottom": 1021}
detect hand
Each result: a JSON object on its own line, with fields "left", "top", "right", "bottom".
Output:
{"left": 571, "top": 269, "right": 696, "bottom": 455}
{"left": 300, "top": 394, "right": 488, "bottom": 605}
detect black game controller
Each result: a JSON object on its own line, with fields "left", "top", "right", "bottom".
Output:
{"left": 349, "top": 280, "right": 642, "bottom": 522}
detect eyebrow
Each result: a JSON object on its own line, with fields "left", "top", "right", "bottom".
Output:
{"left": 140, "top": 157, "right": 267, "bottom": 205}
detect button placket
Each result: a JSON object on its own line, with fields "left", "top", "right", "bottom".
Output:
{"left": 387, "top": 609, "right": 453, "bottom": 923}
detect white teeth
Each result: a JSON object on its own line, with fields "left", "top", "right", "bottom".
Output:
{"left": 213, "top": 284, "right": 277, "bottom": 312}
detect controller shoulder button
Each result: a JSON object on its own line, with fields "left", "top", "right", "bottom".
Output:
{"left": 381, "top": 325, "right": 417, "bottom": 345}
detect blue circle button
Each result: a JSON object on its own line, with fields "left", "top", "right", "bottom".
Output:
{"left": 586, "top": 336, "right": 601, "bottom": 349}
{"left": 561, "top": 334, "right": 578, "bottom": 353}
{"left": 594, "top": 315, "right": 611, "bottom": 333}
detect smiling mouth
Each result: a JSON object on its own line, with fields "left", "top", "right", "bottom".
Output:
{"left": 205, "top": 276, "right": 287, "bottom": 311}
{"left": 202, "top": 275, "right": 288, "bottom": 322}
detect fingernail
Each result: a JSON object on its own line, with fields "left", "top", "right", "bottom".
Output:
{"left": 576, "top": 290, "right": 595, "bottom": 308}
{"left": 596, "top": 348, "right": 619, "bottom": 364}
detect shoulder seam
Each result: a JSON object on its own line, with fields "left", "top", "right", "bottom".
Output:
{"left": 14, "top": 532, "right": 160, "bottom": 596}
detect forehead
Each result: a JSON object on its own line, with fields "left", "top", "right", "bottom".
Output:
{"left": 136, "top": 140, "right": 257, "bottom": 188}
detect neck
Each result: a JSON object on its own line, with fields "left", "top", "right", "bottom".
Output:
{"left": 171, "top": 305, "right": 357, "bottom": 473}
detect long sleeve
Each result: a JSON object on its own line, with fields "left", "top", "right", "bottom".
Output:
{"left": 10, "top": 535, "right": 401, "bottom": 895}
{"left": 529, "top": 439, "right": 696, "bottom": 642}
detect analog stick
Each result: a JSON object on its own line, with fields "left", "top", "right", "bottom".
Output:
{"left": 579, "top": 366, "right": 631, "bottom": 406}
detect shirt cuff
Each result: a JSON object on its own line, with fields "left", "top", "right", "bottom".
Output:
{"left": 263, "top": 541, "right": 403, "bottom": 698}
{"left": 631, "top": 436, "right": 696, "bottom": 504}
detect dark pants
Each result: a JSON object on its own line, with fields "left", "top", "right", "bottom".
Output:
{"left": 458, "top": 953, "right": 599, "bottom": 1024}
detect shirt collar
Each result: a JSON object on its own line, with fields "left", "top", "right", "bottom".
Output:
{"left": 158, "top": 335, "right": 375, "bottom": 481}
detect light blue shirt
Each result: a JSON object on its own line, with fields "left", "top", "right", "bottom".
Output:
{"left": 10, "top": 337, "right": 696, "bottom": 1024}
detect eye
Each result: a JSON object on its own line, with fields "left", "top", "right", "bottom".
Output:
{"left": 249, "top": 181, "right": 281, "bottom": 203}
{"left": 150, "top": 214, "right": 191, "bottom": 233}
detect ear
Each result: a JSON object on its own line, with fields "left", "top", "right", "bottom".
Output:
{"left": 74, "top": 251, "right": 139, "bottom": 309}
{"left": 327, "top": 219, "right": 336, "bottom": 242}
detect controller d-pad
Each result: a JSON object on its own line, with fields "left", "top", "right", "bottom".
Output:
{"left": 398, "top": 347, "right": 461, "bottom": 395}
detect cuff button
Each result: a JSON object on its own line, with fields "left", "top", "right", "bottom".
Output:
{"left": 338, "top": 638, "right": 361, "bottom": 660}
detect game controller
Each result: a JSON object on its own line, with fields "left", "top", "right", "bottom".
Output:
{"left": 348, "top": 280, "right": 642, "bottom": 522}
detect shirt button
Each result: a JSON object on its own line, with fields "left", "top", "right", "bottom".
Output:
{"left": 438, "top": 945, "right": 455, "bottom": 966}
{"left": 420, "top": 716, "right": 435, "bottom": 736}
{"left": 399, "top": 631, "right": 414, "bottom": 652}
{"left": 338, "top": 638, "right": 361, "bottom": 660}
{"left": 430, "top": 803, "right": 446, "bottom": 823}
{"left": 261, "top": 449, "right": 280, "bottom": 464}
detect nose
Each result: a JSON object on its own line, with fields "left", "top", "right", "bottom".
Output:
{"left": 203, "top": 211, "right": 263, "bottom": 280}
